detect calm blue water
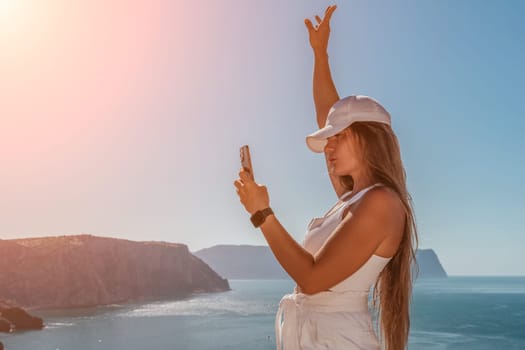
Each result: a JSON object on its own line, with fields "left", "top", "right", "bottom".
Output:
{"left": 2, "top": 277, "right": 524, "bottom": 349}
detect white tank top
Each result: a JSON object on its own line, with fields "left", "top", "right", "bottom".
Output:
{"left": 301, "top": 183, "right": 393, "bottom": 292}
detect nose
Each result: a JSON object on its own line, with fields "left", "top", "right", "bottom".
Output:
{"left": 324, "top": 136, "right": 336, "bottom": 153}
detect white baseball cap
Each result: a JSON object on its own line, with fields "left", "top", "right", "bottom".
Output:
{"left": 305, "top": 95, "right": 391, "bottom": 153}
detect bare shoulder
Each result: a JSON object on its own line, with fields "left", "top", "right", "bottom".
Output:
{"left": 348, "top": 186, "right": 405, "bottom": 238}
{"left": 360, "top": 186, "right": 405, "bottom": 255}
{"left": 348, "top": 186, "right": 403, "bottom": 214}
{"left": 367, "top": 186, "right": 403, "bottom": 211}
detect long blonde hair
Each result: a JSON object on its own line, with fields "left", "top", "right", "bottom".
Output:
{"left": 337, "top": 121, "right": 419, "bottom": 350}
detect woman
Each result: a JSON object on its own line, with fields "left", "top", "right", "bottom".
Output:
{"left": 234, "top": 5, "right": 418, "bottom": 350}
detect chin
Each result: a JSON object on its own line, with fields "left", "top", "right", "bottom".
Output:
{"left": 330, "top": 169, "right": 344, "bottom": 177}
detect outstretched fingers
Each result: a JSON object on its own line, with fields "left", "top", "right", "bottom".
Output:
{"left": 324, "top": 5, "right": 337, "bottom": 22}
{"left": 306, "top": 5, "right": 337, "bottom": 33}
{"left": 304, "top": 18, "right": 316, "bottom": 33}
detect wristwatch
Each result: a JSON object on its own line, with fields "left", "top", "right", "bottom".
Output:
{"left": 250, "top": 207, "right": 274, "bottom": 228}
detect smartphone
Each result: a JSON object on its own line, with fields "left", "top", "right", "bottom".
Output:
{"left": 240, "top": 145, "right": 254, "bottom": 180}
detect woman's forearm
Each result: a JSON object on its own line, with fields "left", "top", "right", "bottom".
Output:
{"left": 259, "top": 213, "right": 315, "bottom": 292}
{"left": 313, "top": 51, "right": 340, "bottom": 128}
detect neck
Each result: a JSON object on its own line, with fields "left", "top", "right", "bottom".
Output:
{"left": 340, "top": 174, "right": 376, "bottom": 201}
{"left": 353, "top": 178, "right": 376, "bottom": 194}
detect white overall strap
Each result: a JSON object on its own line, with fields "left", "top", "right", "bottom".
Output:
{"left": 321, "top": 195, "right": 348, "bottom": 218}
{"left": 324, "top": 183, "right": 383, "bottom": 218}
{"left": 343, "top": 183, "right": 384, "bottom": 207}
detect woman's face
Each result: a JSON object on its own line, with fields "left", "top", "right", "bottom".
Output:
{"left": 324, "top": 128, "right": 364, "bottom": 177}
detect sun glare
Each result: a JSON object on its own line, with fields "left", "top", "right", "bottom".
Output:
{"left": 0, "top": 0, "right": 20, "bottom": 28}
{"left": 0, "top": 0, "right": 15, "bottom": 16}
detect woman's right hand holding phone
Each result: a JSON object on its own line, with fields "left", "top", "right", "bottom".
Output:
{"left": 304, "top": 5, "right": 337, "bottom": 55}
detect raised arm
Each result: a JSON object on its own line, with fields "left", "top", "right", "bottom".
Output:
{"left": 305, "top": 5, "right": 347, "bottom": 199}
{"left": 305, "top": 5, "right": 340, "bottom": 129}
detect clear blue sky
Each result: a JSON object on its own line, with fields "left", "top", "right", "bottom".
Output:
{"left": 1, "top": 0, "right": 524, "bottom": 275}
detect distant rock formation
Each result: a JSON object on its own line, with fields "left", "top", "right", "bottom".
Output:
{"left": 0, "top": 300, "right": 44, "bottom": 333}
{"left": 0, "top": 235, "right": 230, "bottom": 310}
{"left": 414, "top": 249, "right": 448, "bottom": 278}
{"left": 0, "top": 315, "right": 11, "bottom": 332}
{"left": 194, "top": 245, "right": 289, "bottom": 279}
{"left": 193, "top": 245, "right": 447, "bottom": 279}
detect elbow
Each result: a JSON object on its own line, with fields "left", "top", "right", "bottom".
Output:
{"left": 301, "top": 280, "right": 324, "bottom": 295}
{"left": 299, "top": 276, "right": 319, "bottom": 295}
{"left": 300, "top": 286, "right": 318, "bottom": 295}
{"left": 299, "top": 259, "right": 319, "bottom": 295}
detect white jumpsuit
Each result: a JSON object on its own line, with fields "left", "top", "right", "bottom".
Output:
{"left": 275, "top": 183, "right": 393, "bottom": 350}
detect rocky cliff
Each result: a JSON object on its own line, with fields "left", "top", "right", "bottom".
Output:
{"left": 414, "top": 249, "right": 448, "bottom": 278}
{"left": 193, "top": 245, "right": 448, "bottom": 279}
{"left": 0, "top": 235, "right": 230, "bottom": 310}
{"left": 0, "top": 300, "right": 43, "bottom": 332}
{"left": 194, "top": 245, "right": 289, "bottom": 279}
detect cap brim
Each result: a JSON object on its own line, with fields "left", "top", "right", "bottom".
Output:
{"left": 305, "top": 124, "right": 345, "bottom": 153}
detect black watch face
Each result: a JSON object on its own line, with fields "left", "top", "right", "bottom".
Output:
{"left": 251, "top": 212, "right": 262, "bottom": 227}
{"left": 251, "top": 208, "right": 271, "bottom": 227}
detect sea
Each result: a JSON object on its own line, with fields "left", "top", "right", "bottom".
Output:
{"left": 2, "top": 277, "right": 524, "bottom": 350}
